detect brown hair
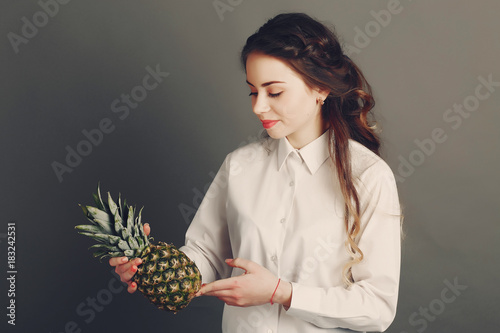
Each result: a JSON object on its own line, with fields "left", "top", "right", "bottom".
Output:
{"left": 241, "top": 12, "right": 380, "bottom": 287}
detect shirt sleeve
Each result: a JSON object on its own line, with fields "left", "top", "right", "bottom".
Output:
{"left": 285, "top": 159, "right": 402, "bottom": 332}
{"left": 179, "top": 154, "right": 233, "bottom": 284}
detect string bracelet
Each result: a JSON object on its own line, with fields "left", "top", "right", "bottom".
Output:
{"left": 270, "top": 278, "right": 281, "bottom": 305}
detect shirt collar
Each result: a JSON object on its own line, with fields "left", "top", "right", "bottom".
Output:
{"left": 277, "top": 129, "right": 331, "bottom": 175}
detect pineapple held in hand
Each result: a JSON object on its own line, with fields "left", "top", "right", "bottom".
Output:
{"left": 76, "top": 184, "right": 202, "bottom": 313}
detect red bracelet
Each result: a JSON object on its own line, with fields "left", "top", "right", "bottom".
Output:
{"left": 270, "top": 278, "right": 281, "bottom": 305}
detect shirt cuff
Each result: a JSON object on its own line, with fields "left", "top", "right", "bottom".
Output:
{"left": 286, "top": 282, "right": 319, "bottom": 319}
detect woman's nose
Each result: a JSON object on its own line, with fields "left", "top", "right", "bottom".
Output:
{"left": 252, "top": 95, "right": 270, "bottom": 115}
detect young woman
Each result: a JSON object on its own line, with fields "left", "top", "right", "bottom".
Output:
{"left": 111, "top": 12, "right": 402, "bottom": 332}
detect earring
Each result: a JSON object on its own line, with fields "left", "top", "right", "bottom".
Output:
{"left": 317, "top": 97, "right": 324, "bottom": 105}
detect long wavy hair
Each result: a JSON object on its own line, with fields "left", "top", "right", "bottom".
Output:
{"left": 241, "top": 13, "right": 382, "bottom": 287}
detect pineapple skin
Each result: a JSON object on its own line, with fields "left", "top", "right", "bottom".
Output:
{"left": 133, "top": 241, "right": 202, "bottom": 313}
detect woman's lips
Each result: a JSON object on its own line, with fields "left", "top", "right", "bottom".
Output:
{"left": 261, "top": 120, "right": 279, "bottom": 129}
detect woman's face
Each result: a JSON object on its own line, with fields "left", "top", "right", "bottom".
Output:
{"left": 245, "top": 52, "right": 328, "bottom": 149}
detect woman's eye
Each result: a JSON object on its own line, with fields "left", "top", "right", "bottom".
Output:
{"left": 248, "top": 92, "right": 282, "bottom": 98}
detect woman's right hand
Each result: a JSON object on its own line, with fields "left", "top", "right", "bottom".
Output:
{"left": 109, "top": 223, "right": 151, "bottom": 293}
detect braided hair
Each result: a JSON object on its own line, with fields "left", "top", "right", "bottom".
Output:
{"left": 240, "top": 12, "right": 380, "bottom": 287}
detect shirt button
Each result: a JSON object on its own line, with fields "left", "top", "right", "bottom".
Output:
{"left": 280, "top": 218, "right": 285, "bottom": 224}
{"left": 289, "top": 181, "right": 294, "bottom": 187}
{"left": 271, "top": 255, "right": 277, "bottom": 262}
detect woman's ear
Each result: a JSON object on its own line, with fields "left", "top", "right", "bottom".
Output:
{"left": 313, "top": 87, "right": 330, "bottom": 101}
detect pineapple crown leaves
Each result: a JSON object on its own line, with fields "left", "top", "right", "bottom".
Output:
{"left": 76, "top": 183, "right": 152, "bottom": 261}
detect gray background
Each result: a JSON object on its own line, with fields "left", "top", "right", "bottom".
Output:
{"left": 1, "top": 0, "right": 499, "bottom": 332}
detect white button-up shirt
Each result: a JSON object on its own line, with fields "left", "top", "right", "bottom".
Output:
{"left": 180, "top": 130, "right": 401, "bottom": 332}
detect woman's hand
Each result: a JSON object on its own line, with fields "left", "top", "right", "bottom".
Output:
{"left": 196, "top": 258, "right": 292, "bottom": 308}
{"left": 108, "top": 223, "right": 151, "bottom": 293}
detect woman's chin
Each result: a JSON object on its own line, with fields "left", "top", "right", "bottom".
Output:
{"left": 264, "top": 128, "right": 285, "bottom": 140}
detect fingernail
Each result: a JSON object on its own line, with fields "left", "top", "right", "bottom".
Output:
{"left": 136, "top": 258, "right": 142, "bottom": 265}
{"left": 121, "top": 257, "right": 128, "bottom": 263}
{"left": 145, "top": 223, "right": 150, "bottom": 227}
{"left": 201, "top": 283, "right": 207, "bottom": 287}
{"left": 132, "top": 266, "right": 137, "bottom": 272}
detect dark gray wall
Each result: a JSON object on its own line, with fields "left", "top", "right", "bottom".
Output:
{"left": 1, "top": 0, "right": 499, "bottom": 332}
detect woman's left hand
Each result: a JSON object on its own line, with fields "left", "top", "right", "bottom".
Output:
{"left": 195, "top": 258, "right": 291, "bottom": 307}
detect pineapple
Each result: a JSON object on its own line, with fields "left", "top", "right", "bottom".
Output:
{"left": 75, "top": 183, "right": 201, "bottom": 313}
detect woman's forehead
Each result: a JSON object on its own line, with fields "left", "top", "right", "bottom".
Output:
{"left": 245, "top": 53, "right": 301, "bottom": 85}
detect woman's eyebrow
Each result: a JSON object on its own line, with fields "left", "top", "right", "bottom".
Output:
{"left": 246, "top": 80, "right": 286, "bottom": 87}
